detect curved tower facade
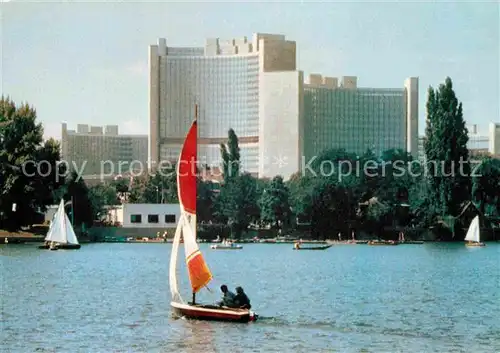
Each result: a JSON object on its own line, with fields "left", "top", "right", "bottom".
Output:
{"left": 149, "top": 33, "right": 418, "bottom": 180}
{"left": 149, "top": 33, "right": 297, "bottom": 175}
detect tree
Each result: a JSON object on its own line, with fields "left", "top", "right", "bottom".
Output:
{"left": 220, "top": 129, "right": 240, "bottom": 181}
{"left": 63, "top": 171, "right": 93, "bottom": 228}
{"left": 259, "top": 175, "right": 290, "bottom": 229}
{"left": 424, "top": 77, "right": 470, "bottom": 218}
{"left": 88, "top": 183, "right": 120, "bottom": 221}
{"left": 472, "top": 157, "right": 500, "bottom": 216}
{"left": 376, "top": 149, "right": 415, "bottom": 206}
{"left": 110, "top": 177, "right": 129, "bottom": 202}
{"left": 288, "top": 173, "right": 318, "bottom": 225}
{"left": 197, "top": 178, "right": 215, "bottom": 223}
{"left": 216, "top": 173, "right": 260, "bottom": 238}
{"left": 310, "top": 179, "right": 351, "bottom": 239}
{"left": 0, "top": 97, "right": 65, "bottom": 231}
{"left": 361, "top": 197, "right": 393, "bottom": 239}
{"left": 128, "top": 168, "right": 177, "bottom": 204}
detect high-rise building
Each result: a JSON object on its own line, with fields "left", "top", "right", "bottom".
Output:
{"left": 300, "top": 75, "right": 418, "bottom": 161}
{"left": 149, "top": 33, "right": 418, "bottom": 179}
{"left": 149, "top": 33, "right": 296, "bottom": 176}
{"left": 61, "top": 123, "right": 148, "bottom": 177}
{"left": 489, "top": 122, "right": 500, "bottom": 155}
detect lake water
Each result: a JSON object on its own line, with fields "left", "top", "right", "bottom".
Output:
{"left": 1, "top": 242, "right": 499, "bottom": 352}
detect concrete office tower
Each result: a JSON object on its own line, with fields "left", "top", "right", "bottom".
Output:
{"left": 489, "top": 122, "right": 500, "bottom": 155}
{"left": 149, "top": 33, "right": 297, "bottom": 175}
{"left": 61, "top": 123, "right": 148, "bottom": 177}
{"left": 149, "top": 33, "right": 419, "bottom": 180}
{"left": 301, "top": 75, "right": 419, "bottom": 164}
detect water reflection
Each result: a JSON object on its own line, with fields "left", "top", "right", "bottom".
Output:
{"left": 2, "top": 243, "right": 499, "bottom": 352}
{"left": 165, "top": 319, "right": 217, "bottom": 353}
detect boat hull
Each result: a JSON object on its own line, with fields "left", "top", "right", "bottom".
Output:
{"left": 38, "top": 243, "right": 81, "bottom": 250}
{"left": 210, "top": 245, "right": 243, "bottom": 250}
{"left": 465, "top": 242, "right": 485, "bottom": 247}
{"left": 293, "top": 245, "right": 332, "bottom": 250}
{"left": 171, "top": 302, "right": 256, "bottom": 323}
{"left": 368, "top": 241, "right": 398, "bottom": 246}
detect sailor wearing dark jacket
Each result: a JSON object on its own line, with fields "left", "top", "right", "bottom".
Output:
{"left": 234, "top": 286, "right": 251, "bottom": 309}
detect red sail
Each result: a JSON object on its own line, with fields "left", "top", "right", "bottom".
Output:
{"left": 177, "top": 121, "right": 197, "bottom": 214}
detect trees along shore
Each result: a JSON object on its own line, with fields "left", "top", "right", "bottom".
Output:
{"left": 1, "top": 77, "right": 499, "bottom": 241}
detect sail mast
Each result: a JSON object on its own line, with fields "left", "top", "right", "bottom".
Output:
{"left": 170, "top": 104, "right": 212, "bottom": 305}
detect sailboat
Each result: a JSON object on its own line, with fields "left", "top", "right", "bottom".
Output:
{"left": 169, "top": 107, "right": 257, "bottom": 323}
{"left": 464, "top": 215, "right": 485, "bottom": 247}
{"left": 38, "top": 199, "right": 81, "bottom": 250}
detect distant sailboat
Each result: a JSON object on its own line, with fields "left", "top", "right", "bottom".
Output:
{"left": 464, "top": 215, "right": 485, "bottom": 247}
{"left": 39, "top": 199, "right": 81, "bottom": 250}
{"left": 169, "top": 106, "right": 256, "bottom": 323}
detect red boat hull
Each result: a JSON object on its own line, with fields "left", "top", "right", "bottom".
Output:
{"left": 171, "top": 302, "right": 256, "bottom": 323}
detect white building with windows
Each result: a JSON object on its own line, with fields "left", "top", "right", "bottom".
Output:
{"left": 122, "top": 203, "right": 180, "bottom": 229}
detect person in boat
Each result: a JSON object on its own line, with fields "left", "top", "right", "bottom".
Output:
{"left": 234, "top": 286, "right": 251, "bottom": 309}
{"left": 294, "top": 241, "right": 301, "bottom": 250}
{"left": 217, "top": 284, "right": 236, "bottom": 307}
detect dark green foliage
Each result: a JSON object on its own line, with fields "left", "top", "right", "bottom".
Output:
{"left": 0, "top": 97, "right": 65, "bottom": 231}
{"left": 88, "top": 183, "right": 120, "bottom": 221}
{"left": 310, "top": 179, "right": 351, "bottom": 239}
{"left": 424, "top": 77, "right": 470, "bottom": 217}
{"left": 197, "top": 178, "right": 215, "bottom": 223}
{"left": 110, "top": 177, "right": 129, "bottom": 201}
{"left": 220, "top": 128, "right": 240, "bottom": 182}
{"left": 259, "top": 176, "right": 290, "bottom": 229}
{"left": 63, "top": 171, "right": 93, "bottom": 228}
{"left": 215, "top": 129, "right": 261, "bottom": 237}
{"left": 472, "top": 157, "right": 500, "bottom": 216}
{"left": 216, "top": 173, "right": 260, "bottom": 238}
{"left": 128, "top": 166, "right": 178, "bottom": 204}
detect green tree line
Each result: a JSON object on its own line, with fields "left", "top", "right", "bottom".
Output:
{"left": 1, "top": 78, "right": 499, "bottom": 239}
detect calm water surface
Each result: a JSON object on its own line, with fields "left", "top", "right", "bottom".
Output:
{"left": 1, "top": 242, "right": 499, "bottom": 352}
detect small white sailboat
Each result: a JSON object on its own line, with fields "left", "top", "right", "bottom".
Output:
{"left": 39, "top": 199, "right": 81, "bottom": 250}
{"left": 169, "top": 106, "right": 256, "bottom": 322}
{"left": 464, "top": 215, "right": 485, "bottom": 247}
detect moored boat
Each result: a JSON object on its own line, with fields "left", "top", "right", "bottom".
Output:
{"left": 368, "top": 240, "right": 398, "bottom": 246}
{"left": 210, "top": 240, "right": 242, "bottom": 250}
{"left": 169, "top": 108, "right": 257, "bottom": 323}
{"left": 293, "top": 241, "right": 332, "bottom": 250}
{"left": 293, "top": 244, "right": 332, "bottom": 250}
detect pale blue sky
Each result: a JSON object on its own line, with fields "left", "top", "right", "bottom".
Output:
{"left": 1, "top": 1, "right": 499, "bottom": 140}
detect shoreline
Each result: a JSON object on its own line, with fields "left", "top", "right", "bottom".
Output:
{"left": 2, "top": 235, "right": 498, "bottom": 245}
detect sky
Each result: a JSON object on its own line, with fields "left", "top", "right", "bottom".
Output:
{"left": 1, "top": 1, "right": 499, "bottom": 140}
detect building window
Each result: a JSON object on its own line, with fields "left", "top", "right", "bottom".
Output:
{"left": 130, "top": 214, "right": 142, "bottom": 223}
{"left": 165, "top": 214, "right": 176, "bottom": 223}
{"left": 148, "top": 214, "right": 159, "bottom": 223}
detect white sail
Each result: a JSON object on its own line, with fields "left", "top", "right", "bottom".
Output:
{"left": 464, "top": 215, "right": 480, "bottom": 243}
{"left": 47, "top": 200, "right": 67, "bottom": 243}
{"left": 63, "top": 213, "right": 79, "bottom": 245}
{"left": 169, "top": 213, "right": 184, "bottom": 304}
{"left": 44, "top": 212, "right": 57, "bottom": 241}
{"left": 45, "top": 199, "right": 79, "bottom": 245}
